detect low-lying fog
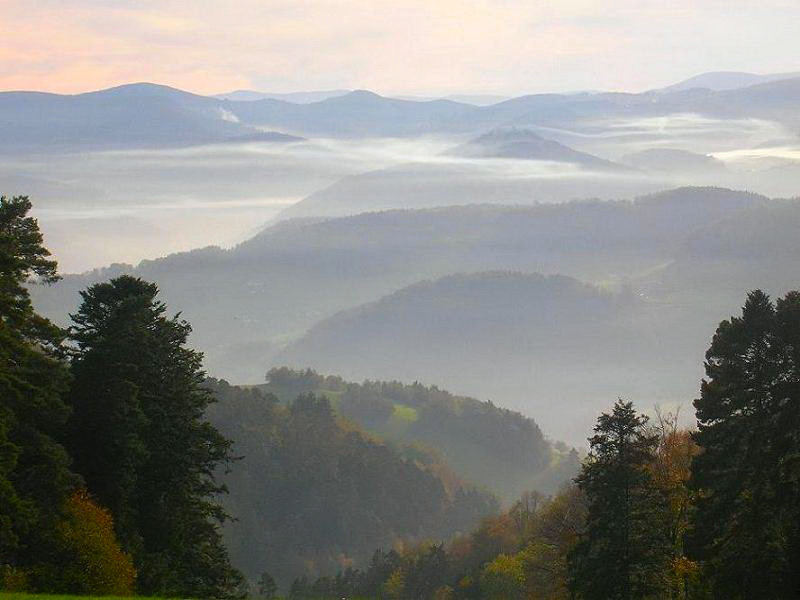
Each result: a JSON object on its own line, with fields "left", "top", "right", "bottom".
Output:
{"left": 6, "top": 112, "right": 800, "bottom": 273}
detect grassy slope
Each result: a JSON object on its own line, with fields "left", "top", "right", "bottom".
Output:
{"left": 0, "top": 595, "right": 137, "bottom": 600}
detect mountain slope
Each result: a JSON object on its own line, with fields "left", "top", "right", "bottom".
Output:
{"left": 207, "top": 379, "right": 499, "bottom": 587}
{"left": 0, "top": 83, "right": 298, "bottom": 152}
{"left": 214, "top": 89, "right": 350, "bottom": 103}
{"left": 30, "top": 187, "right": 766, "bottom": 388}
{"left": 273, "top": 272, "right": 689, "bottom": 442}
{"left": 445, "top": 128, "right": 624, "bottom": 169}
{"left": 274, "top": 145, "right": 655, "bottom": 221}
{"left": 649, "top": 198, "right": 800, "bottom": 300}
{"left": 6, "top": 77, "right": 800, "bottom": 150}
{"left": 259, "top": 367, "right": 578, "bottom": 503}
{"left": 227, "top": 89, "right": 479, "bottom": 137}
{"left": 658, "top": 71, "right": 800, "bottom": 92}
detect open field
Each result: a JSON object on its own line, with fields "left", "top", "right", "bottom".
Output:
{"left": 0, "top": 594, "right": 137, "bottom": 600}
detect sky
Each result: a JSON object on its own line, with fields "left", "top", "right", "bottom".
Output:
{"left": 2, "top": 0, "right": 799, "bottom": 97}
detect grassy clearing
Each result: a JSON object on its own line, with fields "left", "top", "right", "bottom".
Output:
{"left": 0, "top": 595, "right": 138, "bottom": 600}
{"left": 391, "top": 403, "right": 419, "bottom": 423}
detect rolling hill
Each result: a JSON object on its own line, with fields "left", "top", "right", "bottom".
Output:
{"left": 445, "top": 128, "right": 624, "bottom": 169}
{"left": 272, "top": 272, "right": 699, "bottom": 442}
{"left": 257, "top": 367, "right": 579, "bottom": 503}
{"left": 657, "top": 71, "right": 800, "bottom": 93}
{"left": 206, "top": 379, "right": 500, "bottom": 587}
{"left": 29, "top": 186, "right": 767, "bottom": 393}
{"left": 0, "top": 83, "right": 301, "bottom": 152}
{"left": 4, "top": 76, "right": 800, "bottom": 152}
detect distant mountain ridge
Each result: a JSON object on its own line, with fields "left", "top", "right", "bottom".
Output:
{"left": 656, "top": 71, "right": 800, "bottom": 92}
{"left": 5, "top": 73, "right": 800, "bottom": 150}
{"left": 31, "top": 187, "right": 766, "bottom": 387}
{"left": 446, "top": 128, "right": 624, "bottom": 169}
{"left": 0, "top": 82, "right": 298, "bottom": 152}
{"left": 273, "top": 271, "right": 664, "bottom": 441}
{"left": 214, "top": 89, "right": 351, "bottom": 103}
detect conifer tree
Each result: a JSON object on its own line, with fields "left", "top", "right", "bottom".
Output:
{"left": 690, "top": 290, "right": 800, "bottom": 598}
{"left": 0, "top": 195, "right": 76, "bottom": 573}
{"left": 67, "top": 275, "right": 241, "bottom": 598}
{"left": 568, "top": 400, "right": 670, "bottom": 600}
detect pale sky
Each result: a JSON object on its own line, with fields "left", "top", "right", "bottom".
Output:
{"left": 2, "top": 0, "right": 799, "bottom": 96}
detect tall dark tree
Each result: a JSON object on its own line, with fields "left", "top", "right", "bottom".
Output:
{"left": 568, "top": 400, "right": 670, "bottom": 600}
{"left": 0, "top": 195, "right": 76, "bottom": 573}
{"left": 67, "top": 275, "right": 241, "bottom": 598}
{"left": 690, "top": 290, "right": 800, "bottom": 599}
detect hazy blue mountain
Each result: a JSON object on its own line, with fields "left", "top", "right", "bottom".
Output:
{"left": 216, "top": 77, "right": 800, "bottom": 133}
{"left": 30, "top": 187, "right": 765, "bottom": 392}
{"left": 273, "top": 271, "right": 690, "bottom": 443}
{"left": 474, "top": 78, "right": 800, "bottom": 132}
{"left": 650, "top": 198, "right": 800, "bottom": 299}
{"left": 0, "top": 82, "right": 302, "bottom": 152}
{"left": 213, "top": 89, "right": 351, "bottom": 103}
{"left": 657, "top": 71, "right": 800, "bottom": 92}
{"left": 446, "top": 128, "right": 625, "bottom": 169}
{"left": 5, "top": 79, "right": 800, "bottom": 150}
{"left": 226, "top": 89, "right": 479, "bottom": 137}
{"left": 393, "top": 94, "right": 511, "bottom": 105}
{"left": 274, "top": 164, "right": 661, "bottom": 220}
{"left": 275, "top": 129, "right": 656, "bottom": 220}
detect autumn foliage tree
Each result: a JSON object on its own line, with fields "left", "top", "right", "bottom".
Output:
{"left": 47, "top": 490, "right": 136, "bottom": 595}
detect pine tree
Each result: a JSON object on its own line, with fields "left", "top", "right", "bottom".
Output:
{"left": 0, "top": 195, "right": 76, "bottom": 573}
{"left": 257, "top": 571, "right": 277, "bottom": 599}
{"left": 67, "top": 275, "right": 241, "bottom": 598}
{"left": 568, "top": 400, "right": 670, "bottom": 600}
{"left": 690, "top": 290, "right": 800, "bottom": 598}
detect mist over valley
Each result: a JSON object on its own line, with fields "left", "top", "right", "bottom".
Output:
{"left": 4, "top": 44, "right": 800, "bottom": 595}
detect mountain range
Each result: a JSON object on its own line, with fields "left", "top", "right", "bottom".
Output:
{"left": 656, "top": 70, "right": 800, "bottom": 92}
{"left": 4, "top": 72, "right": 800, "bottom": 152}
{"left": 30, "top": 186, "right": 793, "bottom": 443}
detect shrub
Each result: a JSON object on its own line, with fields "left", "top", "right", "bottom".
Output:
{"left": 52, "top": 490, "right": 136, "bottom": 595}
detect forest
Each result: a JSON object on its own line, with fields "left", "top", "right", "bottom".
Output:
{"left": 2, "top": 193, "right": 799, "bottom": 600}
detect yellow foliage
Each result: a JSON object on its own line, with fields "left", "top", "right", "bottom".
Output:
{"left": 481, "top": 553, "right": 525, "bottom": 600}
{"left": 433, "top": 585, "right": 455, "bottom": 599}
{"left": 382, "top": 568, "right": 406, "bottom": 600}
{"left": 56, "top": 490, "right": 136, "bottom": 595}
{"left": 673, "top": 555, "right": 699, "bottom": 578}
{"left": 0, "top": 566, "right": 28, "bottom": 591}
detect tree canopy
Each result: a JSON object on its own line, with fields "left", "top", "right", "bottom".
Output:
{"left": 66, "top": 275, "right": 242, "bottom": 598}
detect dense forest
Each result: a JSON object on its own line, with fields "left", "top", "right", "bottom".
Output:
{"left": 257, "top": 368, "right": 578, "bottom": 501}
{"left": 288, "top": 289, "right": 800, "bottom": 598}
{"left": 2, "top": 193, "right": 799, "bottom": 600}
{"left": 207, "top": 379, "right": 499, "bottom": 587}
{"left": 0, "top": 196, "right": 241, "bottom": 597}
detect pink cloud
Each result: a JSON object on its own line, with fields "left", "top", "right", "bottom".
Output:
{"left": 0, "top": 0, "right": 797, "bottom": 95}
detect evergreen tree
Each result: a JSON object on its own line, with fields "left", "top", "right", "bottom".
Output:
{"left": 690, "top": 290, "right": 800, "bottom": 598}
{"left": 67, "top": 275, "right": 241, "bottom": 598}
{"left": 0, "top": 195, "right": 76, "bottom": 574}
{"left": 568, "top": 400, "right": 670, "bottom": 600}
{"left": 257, "top": 571, "right": 277, "bottom": 599}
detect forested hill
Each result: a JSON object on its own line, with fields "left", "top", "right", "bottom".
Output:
{"left": 30, "top": 186, "right": 766, "bottom": 384}
{"left": 205, "top": 379, "right": 501, "bottom": 588}
{"left": 257, "top": 368, "right": 580, "bottom": 503}
{"left": 274, "top": 272, "right": 673, "bottom": 442}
